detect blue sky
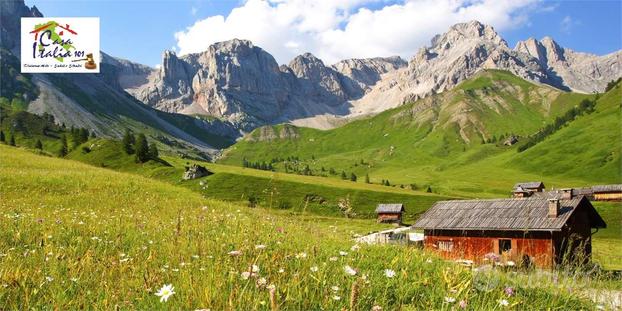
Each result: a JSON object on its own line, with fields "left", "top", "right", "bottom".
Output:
{"left": 30, "top": 0, "right": 621, "bottom": 67}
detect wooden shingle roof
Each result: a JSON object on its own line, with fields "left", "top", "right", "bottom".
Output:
{"left": 592, "top": 184, "right": 622, "bottom": 193}
{"left": 413, "top": 196, "right": 605, "bottom": 231}
{"left": 376, "top": 204, "right": 404, "bottom": 214}
{"left": 513, "top": 181, "right": 544, "bottom": 190}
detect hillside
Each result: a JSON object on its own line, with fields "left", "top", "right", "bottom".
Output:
{"left": 220, "top": 70, "right": 621, "bottom": 197}
{"left": 64, "top": 138, "right": 452, "bottom": 221}
{"left": 1, "top": 144, "right": 620, "bottom": 309}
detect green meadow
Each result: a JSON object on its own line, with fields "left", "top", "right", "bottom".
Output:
{"left": 1, "top": 144, "right": 620, "bottom": 310}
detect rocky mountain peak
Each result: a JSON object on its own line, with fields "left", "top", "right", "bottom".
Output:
{"left": 432, "top": 20, "right": 507, "bottom": 50}
{"left": 288, "top": 52, "right": 327, "bottom": 78}
{"left": 0, "top": 0, "right": 44, "bottom": 53}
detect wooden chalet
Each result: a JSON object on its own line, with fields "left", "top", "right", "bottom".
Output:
{"left": 531, "top": 184, "right": 622, "bottom": 202}
{"left": 591, "top": 184, "right": 622, "bottom": 201}
{"left": 413, "top": 196, "right": 606, "bottom": 268}
{"left": 512, "top": 181, "right": 545, "bottom": 198}
{"left": 376, "top": 204, "right": 405, "bottom": 224}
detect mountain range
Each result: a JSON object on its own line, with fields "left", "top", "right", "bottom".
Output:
{"left": 1, "top": 0, "right": 620, "bottom": 156}
{"left": 122, "top": 21, "right": 620, "bottom": 130}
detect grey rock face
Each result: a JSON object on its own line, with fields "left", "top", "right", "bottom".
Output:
{"left": 182, "top": 164, "right": 213, "bottom": 180}
{"left": 0, "top": 0, "right": 42, "bottom": 54}
{"left": 515, "top": 37, "right": 622, "bottom": 93}
{"left": 130, "top": 39, "right": 402, "bottom": 130}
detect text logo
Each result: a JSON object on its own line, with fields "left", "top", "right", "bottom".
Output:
{"left": 21, "top": 17, "right": 100, "bottom": 73}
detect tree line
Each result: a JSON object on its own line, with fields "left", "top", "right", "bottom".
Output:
{"left": 122, "top": 129, "right": 159, "bottom": 163}
{"left": 518, "top": 99, "right": 596, "bottom": 152}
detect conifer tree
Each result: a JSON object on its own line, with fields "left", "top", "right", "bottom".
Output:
{"left": 148, "top": 142, "right": 159, "bottom": 160}
{"left": 8, "top": 134, "right": 15, "bottom": 146}
{"left": 134, "top": 133, "right": 149, "bottom": 163}
{"left": 58, "top": 134, "right": 68, "bottom": 156}
{"left": 365, "top": 173, "right": 370, "bottom": 184}
{"left": 350, "top": 173, "right": 357, "bottom": 182}
{"left": 0, "top": 130, "right": 4, "bottom": 143}
{"left": 122, "top": 129, "right": 134, "bottom": 154}
{"left": 35, "top": 139, "right": 43, "bottom": 150}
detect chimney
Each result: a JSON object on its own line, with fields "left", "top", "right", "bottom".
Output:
{"left": 548, "top": 199, "right": 560, "bottom": 218}
{"left": 560, "top": 188, "right": 573, "bottom": 200}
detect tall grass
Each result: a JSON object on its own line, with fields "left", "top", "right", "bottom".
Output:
{"left": 1, "top": 145, "right": 616, "bottom": 309}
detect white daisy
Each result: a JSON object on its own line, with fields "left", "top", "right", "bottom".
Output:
{"left": 155, "top": 284, "right": 175, "bottom": 302}
{"left": 344, "top": 265, "right": 357, "bottom": 276}
{"left": 498, "top": 299, "right": 509, "bottom": 307}
{"left": 445, "top": 297, "right": 456, "bottom": 303}
{"left": 310, "top": 266, "right": 319, "bottom": 272}
{"left": 384, "top": 269, "right": 396, "bottom": 278}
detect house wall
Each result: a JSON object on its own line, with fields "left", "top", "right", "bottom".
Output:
{"left": 553, "top": 208, "right": 593, "bottom": 265}
{"left": 593, "top": 192, "right": 622, "bottom": 201}
{"left": 423, "top": 230, "right": 554, "bottom": 268}
{"left": 377, "top": 213, "right": 401, "bottom": 223}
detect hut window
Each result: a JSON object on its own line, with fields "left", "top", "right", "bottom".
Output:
{"left": 499, "top": 239, "right": 512, "bottom": 254}
{"left": 438, "top": 240, "right": 454, "bottom": 252}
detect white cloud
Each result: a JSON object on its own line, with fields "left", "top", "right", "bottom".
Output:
{"left": 174, "top": 0, "right": 540, "bottom": 65}
{"left": 560, "top": 15, "right": 579, "bottom": 34}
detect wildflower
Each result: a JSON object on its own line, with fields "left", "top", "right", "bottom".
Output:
{"left": 191, "top": 255, "right": 200, "bottom": 259}
{"left": 255, "top": 244, "right": 266, "bottom": 250}
{"left": 70, "top": 277, "right": 79, "bottom": 283}
{"left": 344, "top": 265, "right": 357, "bottom": 276}
{"left": 339, "top": 251, "right": 348, "bottom": 256}
{"left": 310, "top": 266, "right": 319, "bottom": 272}
{"left": 351, "top": 244, "right": 360, "bottom": 251}
{"left": 241, "top": 271, "right": 252, "bottom": 280}
{"left": 256, "top": 277, "right": 267, "bottom": 287}
{"left": 371, "top": 306, "right": 383, "bottom": 311}
{"left": 228, "top": 250, "right": 242, "bottom": 256}
{"left": 459, "top": 300, "right": 467, "bottom": 309}
{"left": 498, "top": 299, "right": 509, "bottom": 307}
{"left": 384, "top": 269, "right": 396, "bottom": 278}
{"left": 331, "top": 286, "right": 340, "bottom": 292}
{"left": 329, "top": 256, "right": 338, "bottom": 262}
{"left": 45, "top": 276, "right": 53, "bottom": 282}
{"left": 425, "top": 258, "right": 433, "bottom": 264}
{"left": 504, "top": 286, "right": 514, "bottom": 297}
{"left": 506, "top": 261, "right": 515, "bottom": 267}
{"left": 444, "top": 297, "right": 456, "bottom": 303}
{"left": 251, "top": 264, "right": 260, "bottom": 273}
{"left": 333, "top": 295, "right": 341, "bottom": 301}
{"left": 155, "top": 284, "right": 175, "bottom": 302}
{"left": 278, "top": 268, "right": 285, "bottom": 273}
{"left": 295, "top": 252, "right": 307, "bottom": 259}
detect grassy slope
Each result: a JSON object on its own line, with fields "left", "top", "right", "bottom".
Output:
{"left": 65, "top": 139, "right": 453, "bottom": 221}
{"left": 219, "top": 70, "right": 620, "bottom": 198}
{"left": 1, "top": 144, "right": 616, "bottom": 309}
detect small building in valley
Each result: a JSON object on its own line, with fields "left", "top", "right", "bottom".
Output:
{"left": 512, "top": 182, "right": 545, "bottom": 198}
{"left": 376, "top": 203, "right": 405, "bottom": 224}
{"left": 413, "top": 196, "right": 606, "bottom": 268}
{"left": 591, "top": 184, "right": 622, "bottom": 201}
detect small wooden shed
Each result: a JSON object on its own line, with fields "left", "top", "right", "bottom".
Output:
{"left": 375, "top": 204, "right": 405, "bottom": 224}
{"left": 413, "top": 196, "right": 606, "bottom": 268}
{"left": 512, "top": 181, "right": 545, "bottom": 197}
{"left": 591, "top": 184, "right": 622, "bottom": 201}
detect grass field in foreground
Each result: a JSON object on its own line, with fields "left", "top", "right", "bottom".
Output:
{"left": 1, "top": 144, "right": 619, "bottom": 309}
